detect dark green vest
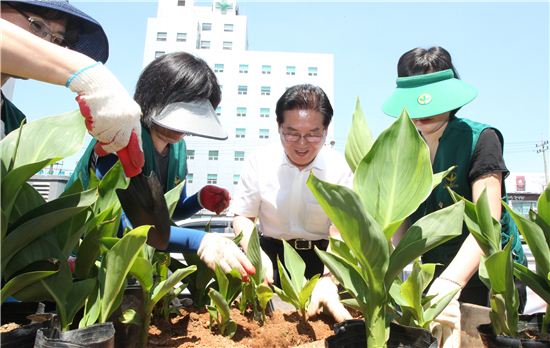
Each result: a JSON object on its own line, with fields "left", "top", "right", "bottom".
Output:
{"left": 411, "top": 117, "right": 525, "bottom": 266}
{"left": 67, "top": 126, "right": 187, "bottom": 191}
{"left": 1, "top": 92, "right": 27, "bottom": 136}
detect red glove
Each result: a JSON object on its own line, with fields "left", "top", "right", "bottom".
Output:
{"left": 198, "top": 185, "right": 231, "bottom": 215}
{"left": 92, "top": 128, "right": 144, "bottom": 178}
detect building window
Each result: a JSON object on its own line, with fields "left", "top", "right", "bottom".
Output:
{"left": 239, "top": 64, "right": 248, "bottom": 73}
{"left": 156, "top": 32, "right": 167, "bottom": 41}
{"left": 187, "top": 149, "right": 195, "bottom": 160}
{"left": 234, "top": 151, "right": 245, "bottom": 161}
{"left": 286, "top": 66, "right": 296, "bottom": 75}
{"left": 207, "top": 173, "right": 218, "bottom": 184}
{"left": 176, "top": 32, "right": 187, "bottom": 42}
{"left": 262, "top": 65, "right": 271, "bottom": 74}
{"left": 308, "top": 67, "right": 318, "bottom": 76}
{"left": 155, "top": 51, "right": 165, "bottom": 58}
{"left": 208, "top": 150, "right": 219, "bottom": 160}
{"left": 261, "top": 86, "right": 271, "bottom": 96}
{"left": 235, "top": 128, "right": 246, "bottom": 138}
{"left": 224, "top": 23, "right": 234, "bottom": 32}
{"left": 223, "top": 41, "right": 232, "bottom": 50}
{"left": 177, "top": 0, "right": 185, "bottom": 6}
{"left": 200, "top": 41, "right": 210, "bottom": 49}
{"left": 187, "top": 173, "right": 193, "bottom": 184}
{"left": 214, "top": 63, "right": 224, "bottom": 73}
{"left": 233, "top": 174, "right": 240, "bottom": 185}
{"left": 238, "top": 85, "right": 247, "bottom": 95}
{"left": 202, "top": 22, "right": 212, "bottom": 31}
{"left": 259, "top": 129, "right": 269, "bottom": 139}
{"left": 215, "top": 106, "right": 221, "bottom": 116}
{"left": 260, "top": 107, "right": 270, "bottom": 117}
{"left": 236, "top": 107, "right": 247, "bottom": 117}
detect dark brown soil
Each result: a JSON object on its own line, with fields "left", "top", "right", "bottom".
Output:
{"left": 147, "top": 307, "right": 336, "bottom": 348}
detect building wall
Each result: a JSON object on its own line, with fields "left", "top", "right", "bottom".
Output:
{"left": 505, "top": 172, "right": 547, "bottom": 216}
{"left": 143, "top": 0, "right": 335, "bottom": 197}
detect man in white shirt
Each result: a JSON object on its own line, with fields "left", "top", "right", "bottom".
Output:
{"left": 231, "top": 84, "right": 353, "bottom": 322}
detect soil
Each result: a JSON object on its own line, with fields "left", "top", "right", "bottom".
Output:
{"left": 147, "top": 307, "right": 336, "bottom": 348}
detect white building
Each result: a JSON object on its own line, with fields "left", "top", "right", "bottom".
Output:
{"left": 505, "top": 172, "right": 547, "bottom": 216}
{"left": 143, "top": 0, "right": 334, "bottom": 197}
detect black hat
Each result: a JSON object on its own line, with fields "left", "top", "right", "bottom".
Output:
{"left": 5, "top": 0, "right": 109, "bottom": 63}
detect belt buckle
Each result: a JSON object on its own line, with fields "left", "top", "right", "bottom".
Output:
{"left": 293, "top": 239, "right": 312, "bottom": 250}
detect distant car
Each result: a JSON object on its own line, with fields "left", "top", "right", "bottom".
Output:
{"left": 175, "top": 215, "right": 234, "bottom": 236}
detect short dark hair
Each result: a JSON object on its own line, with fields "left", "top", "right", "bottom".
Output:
{"left": 397, "top": 46, "right": 461, "bottom": 117}
{"left": 275, "top": 84, "right": 333, "bottom": 128}
{"left": 397, "top": 46, "right": 460, "bottom": 79}
{"left": 134, "top": 52, "right": 221, "bottom": 128}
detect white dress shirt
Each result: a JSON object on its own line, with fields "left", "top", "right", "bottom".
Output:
{"left": 230, "top": 143, "right": 353, "bottom": 241}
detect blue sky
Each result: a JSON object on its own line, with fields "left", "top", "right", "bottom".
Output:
{"left": 11, "top": 0, "right": 549, "bottom": 174}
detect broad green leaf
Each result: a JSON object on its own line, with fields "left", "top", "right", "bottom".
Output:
{"left": 1, "top": 270, "right": 57, "bottom": 303}
{"left": 476, "top": 190, "right": 502, "bottom": 250}
{"left": 65, "top": 278, "right": 97, "bottom": 329}
{"left": 386, "top": 201, "right": 464, "bottom": 287}
{"left": 246, "top": 228, "right": 264, "bottom": 284}
{"left": 503, "top": 201, "right": 550, "bottom": 279}
{"left": 345, "top": 98, "right": 373, "bottom": 172}
{"left": 536, "top": 184, "right": 550, "bottom": 241}
{"left": 354, "top": 109, "right": 433, "bottom": 238}
{"left": 130, "top": 256, "right": 154, "bottom": 293}
{"left": 256, "top": 283, "right": 274, "bottom": 313}
{"left": 40, "top": 261, "right": 74, "bottom": 329}
{"left": 431, "top": 167, "right": 456, "bottom": 191}
{"left": 150, "top": 265, "right": 197, "bottom": 306}
{"left": 423, "top": 288, "right": 460, "bottom": 325}
{"left": 400, "top": 261, "right": 425, "bottom": 323}
{"left": 513, "top": 262, "right": 550, "bottom": 304}
{"left": 307, "top": 174, "right": 388, "bottom": 291}
{"left": 101, "top": 226, "right": 149, "bottom": 322}
{"left": 275, "top": 257, "right": 300, "bottom": 309}
{"left": 80, "top": 286, "right": 101, "bottom": 328}
{"left": 3, "top": 232, "right": 62, "bottom": 279}
{"left": 165, "top": 181, "right": 186, "bottom": 218}
{"left": 208, "top": 288, "right": 236, "bottom": 337}
{"left": 9, "top": 183, "right": 45, "bottom": 224}
{"left": 316, "top": 249, "right": 368, "bottom": 308}
{"left": 214, "top": 264, "right": 229, "bottom": 298}
{"left": 2, "top": 189, "right": 97, "bottom": 269}
{"left": 298, "top": 275, "right": 320, "bottom": 308}
{"left": 94, "top": 161, "right": 128, "bottom": 214}
{"left": 282, "top": 239, "right": 306, "bottom": 291}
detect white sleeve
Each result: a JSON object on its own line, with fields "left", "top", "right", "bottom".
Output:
{"left": 229, "top": 153, "right": 261, "bottom": 218}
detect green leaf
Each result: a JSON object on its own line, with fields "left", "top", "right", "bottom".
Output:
{"left": 208, "top": 288, "right": 236, "bottom": 337}
{"left": 1, "top": 270, "right": 57, "bottom": 303}
{"left": 65, "top": 278, "right": 97, "bottom": 329}
{"left": 276, "top": 257, "right": 300, "bottom": 310}
{"left": 513, "top": 262, "right": 550, "bottom": 304}
{"left": 94, "top": 161, "right": 128, "bottom": 215}
{"left": 101, "top": 226, "right": 149, "bottom": 322}
{"left": 130, "top": 257, "right": 154, "bottom": 293}
{"left": 345, "top": 98, "right": 374, "bottom": 172}
{"left": 299, "top": 275, "right": 320, "bottom": 308}
{"left": 386, "top": 201, "right": 464, "bottom": 287}
{"left": 120, "top": 309, "right": 141, "bottom": 326}
{"left": 165, "top": 181, "right": 185, "bottom": 218}
{"left": 9, "top": 183, "right": 45, "bottom": 224}
{"left": 150, "top": 266, "right": 197, "bottom": 306}
{"left": 256, "top": 283, "right": 274, "bottom": 314}
{"left": 246, "top": 228, "right": 264, "bottom": 284}
{"left": 354, "top": 109, "right": 433, "bottom": 238}
{"left": 536, "top": 184, "right": 550, "bottom": 243}
{"left": 503, "top": 201, "right": 550, "bottom": 279}
{"left": 307, "top": 174, "right": 388, "bottom": 291}
{"left": 282, "top": 240, "right": 306, "bottom": 291}
{"left": 423, "top": 287, "right": 460, "bottom": 326}
{"left": 476, "top": 189, "right": 502, "bottom": 251}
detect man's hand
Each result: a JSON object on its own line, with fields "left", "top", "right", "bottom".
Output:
{"left": 307, "top": 275, "right": 352, "bottom": 323}
{"left": 197, "top": 233, "right": 255, "bottom": 281}
{"left": 67, "top": 63, "right": 144, "bottom": 177}
{"left": 427, "top": 277, "right": 462, "bottom": 348}
{"left": 199, "top": 185, "right": 231, "bottom": 214}
{"left": 260, "top": 249, "right": 274, "bottom": 284}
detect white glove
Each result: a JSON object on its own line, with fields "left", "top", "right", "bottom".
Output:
{"left": 197, "top": 233, "right": 256, "bottom": 281}
{"left": 307, "top": 275, "right": 352, "bottom": 323}
{"left": 67, "top": 63, "right": 144, "bottom": 176}
{"left": 427, "top": 277, "right": 462, "bottom": 348}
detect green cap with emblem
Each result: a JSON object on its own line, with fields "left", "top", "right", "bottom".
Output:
{"left": 382, "top": 69, "right": 477, "bottom": 119}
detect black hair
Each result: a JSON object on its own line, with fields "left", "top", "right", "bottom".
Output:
{"left": 397, "top": 46, "right": 461, "bottom": 117}
{"left": 275, "top": 84, "right": 333, "bottom": 128}
{"left": 134, "top": 52, "right": 221, "bottom": 127}
{"left": 3, "top": 2, "right": 80, "bottom": 46}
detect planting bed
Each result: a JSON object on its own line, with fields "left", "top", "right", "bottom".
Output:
{"left": 148, "top": 307, "right": 335, "bottom": 348}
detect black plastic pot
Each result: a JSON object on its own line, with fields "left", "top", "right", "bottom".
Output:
{"left": 325, "top": 319, "right": 438, "bottom": 348}
{"left": 477, "top": 313, "right": 550, "bottom": 348}
{"left": 0, "top": 302, "right": 55, "bottom": 348}
{"left": 34, "top": 322, "right": 115, "bottom": 348}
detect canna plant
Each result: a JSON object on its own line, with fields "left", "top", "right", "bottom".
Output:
{"left": 239, "top": 228, "right": 274, "bottom": 323}
{"left": 389, "top": 259, "right": 459, "bottom": 329}
{"left": 207, "top": 266, "right": 243, "bottom": 337}
{"left": 503, "top": 184, "right": 550, "bottom": 334}
{"left": 306, "top": 100, "right": 465, "bottom": 347}
{"left": 273, "top": 240, "right": 321, "bottom": 320}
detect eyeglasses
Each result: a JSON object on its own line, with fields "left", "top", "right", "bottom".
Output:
{"left": 8, "top": 4, "right": 68, "bottom": 47}
{"left": 281, "top": 130, "right": 326, "bottom": 144}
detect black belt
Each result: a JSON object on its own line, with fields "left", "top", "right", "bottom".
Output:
{"left": 261, "top": 235, "right": 328, "bottom": 251}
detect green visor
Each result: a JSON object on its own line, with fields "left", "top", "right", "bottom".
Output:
{"left": 382, "top": 69, "right": 477, "bottom": 119}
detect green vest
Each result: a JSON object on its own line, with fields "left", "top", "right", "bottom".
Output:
{"left": 1, "top": 92, "right": 27, "bottom": 136}
{"left": 67, "top": 126, "right": 187, "bottom": 191}
{"left": 411, "top": 117, "right": 525, "bottom": 266}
